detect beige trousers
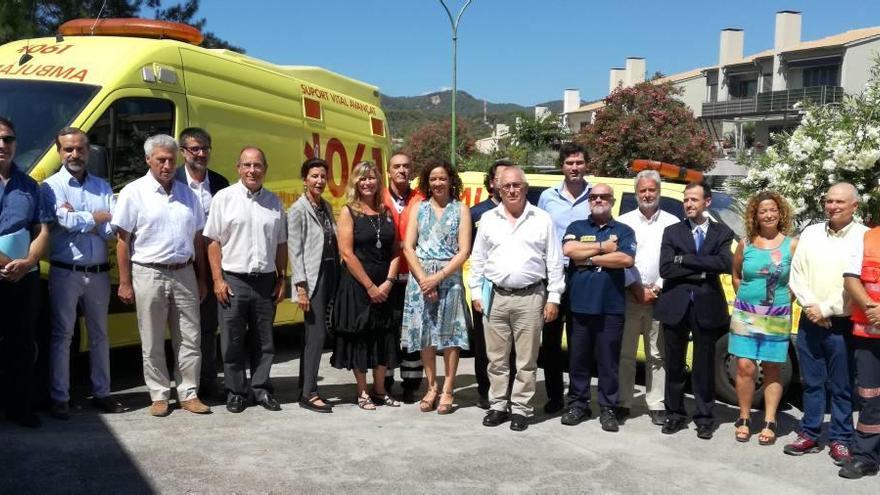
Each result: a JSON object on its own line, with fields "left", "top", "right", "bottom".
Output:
{"left": 485, "top": 284, "right": 545, "bottom": 417}
{"left": 618, "top": 292, "right": 665, "bottom": 410}
{"left": 132, "top": 263, "right": 202, "bottom": 401}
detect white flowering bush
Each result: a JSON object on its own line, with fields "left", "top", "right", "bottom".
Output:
{"left": 735, "top": 58, "right": 880, "bottom": 224}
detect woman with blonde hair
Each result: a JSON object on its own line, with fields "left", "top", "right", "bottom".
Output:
{"left": 730, "top": 190, "right": 798, "bottom": 444}
{"left": 331, "top": 161, "right": 402, "bottom": 409}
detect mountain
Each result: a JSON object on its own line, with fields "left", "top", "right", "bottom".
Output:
{"left": 381, "top": 90, "right": 580, "bottom": 140}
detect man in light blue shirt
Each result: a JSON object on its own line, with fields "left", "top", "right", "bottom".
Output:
{"left": 535, "top": 143, "right": 591, "bottom": 413}
{"left": 41, "top": 127, "right": 124, "bottom": 420}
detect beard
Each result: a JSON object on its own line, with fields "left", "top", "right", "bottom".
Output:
{"left": 637, "top": 197, "right": 658, "bottom": 210}
{"left": 65, "top": 160, "right": 85, "bottom": 173}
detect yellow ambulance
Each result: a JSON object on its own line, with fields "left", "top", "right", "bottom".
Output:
{"left": 0, "top": 19, "right": 391, "bottom": 348}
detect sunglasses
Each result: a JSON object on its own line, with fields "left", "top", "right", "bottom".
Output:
{"left": 588, "top": 193, "right": 613, "bottom": 202}
{"left": 0, "top": 135, "right": 16, "bottom": 144}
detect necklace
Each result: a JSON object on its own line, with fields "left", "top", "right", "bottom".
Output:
{"left": 366, "top": 214, "right": 383, "bottom": 249}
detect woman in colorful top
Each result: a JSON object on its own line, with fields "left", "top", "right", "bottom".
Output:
{"left": 331, "top": 161, "right": 401, "bottom": 410}
{"left": 730, "top": 191, "right": 797, "bottom": 444}
{"left": 401, "top": 159, "right": 472, "bottom": 414}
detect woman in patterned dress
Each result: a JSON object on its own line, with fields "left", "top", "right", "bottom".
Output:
{"left": 730, "top": 191, "right": 797, "bottom": 444}
{"left": 401, "top": 159, "right": 472, "bottom": 414}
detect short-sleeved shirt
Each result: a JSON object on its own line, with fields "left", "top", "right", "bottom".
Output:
{"left": 537, "top": 180, "right": 591, "bottom": 254}
{"left": 0, "top": 162, "right": 53, "bottom": 236}
{"left": 203, "top": 181, "right": 286, "bottom": 274}
{"left": 112, "top": 171, "right": 206, "bottom": 264}
{"left": 563, "top": 216, "right": 636, "bottom": 315}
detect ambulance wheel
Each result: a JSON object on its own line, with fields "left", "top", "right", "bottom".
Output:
{"left": 714, "top": 333, "right": 793, "bottom": 407}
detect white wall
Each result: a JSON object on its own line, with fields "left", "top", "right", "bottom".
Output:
{"left": 673, "top": 76, "right": 707, "bottom": 117}
{"left": 842, "top": 38, "right": 880, "bottom": 95}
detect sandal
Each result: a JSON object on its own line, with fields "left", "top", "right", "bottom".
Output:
{"left": 369, "top": 390, "right": 401, "bottom": 407}
{"left": 758, "top": 420, "right": 777, "bottom": 445}
{"left": 419, "top": 388, "right": 439, "bottom": 412}
{"left": 437, "top": 392, "right": 455, "bottom": 415}
{"left": 357, "top": 391, "right": 376, "bottom": 411}
{"left": 734, "top": 417, "right": 751, "bottom": 443}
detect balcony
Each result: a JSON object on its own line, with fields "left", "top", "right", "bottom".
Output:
{"left": 702, "top": 86, "right": 844, "bottom": 118}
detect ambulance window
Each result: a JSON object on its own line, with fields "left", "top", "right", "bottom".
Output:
{"left": 87, "top": 98, "right": 175, "bottom": 190}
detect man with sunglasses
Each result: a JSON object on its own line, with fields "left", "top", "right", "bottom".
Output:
{"left": 175, "top": 127, "right": 229, "bottom": 401}
{"left": 561, "top": 183, "right": 635, "bottom": 432}
{"left": 0, "top": 117, "right": 52, "bottom": 428}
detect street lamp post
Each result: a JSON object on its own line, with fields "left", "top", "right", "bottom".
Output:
{"left": 438, "top": 0, "right": 473, "bottom": 168}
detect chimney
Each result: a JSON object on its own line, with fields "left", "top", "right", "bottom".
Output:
{"left": 563, "top": 89, "right": 580, "bottom": 114}
{"left": 774, "top": 10, "right": 801, "bottom": 51}
{"left": 609, "top": 68, "right": 626, "bottom": 93}
{"left": 718, "top": 28, "right": 744, "bottom": 66}
{"left": 624, "top": 57, "right": 646, "bottom": 87}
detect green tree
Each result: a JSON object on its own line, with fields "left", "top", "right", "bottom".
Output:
{"left": 507, "top": 113, "right": 570, "bottom": 150}
{"left": 406, "top": 118, "right": 475, "bottom": 170}
{"left": 576, "top": 80, "right": 714, "bottom": 177}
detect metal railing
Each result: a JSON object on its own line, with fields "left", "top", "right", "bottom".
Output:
{"left": 702, "top": 86, "right": 845, "bottom": 118}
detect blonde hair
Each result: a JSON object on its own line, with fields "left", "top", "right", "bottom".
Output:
{"left": 345, "top": 160, "right": 386, "bottom": 215}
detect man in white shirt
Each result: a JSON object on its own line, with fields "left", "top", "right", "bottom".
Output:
{"left": 617, "top": 170, "right": 678, "bottom": 425}
{"left": 113, "top": 134, "right": 210, "bottom": 417}
{"left": 469, "top": 166, "right": 565, "bottom": 432}
{"left": 784, "top": 182, "right": 867, "bottom": 465}
{"left": 174, "top": 127, "right": 229, "bottom": 401}
{"left": 204, "top": 147, "right": 287, "bottom": 413}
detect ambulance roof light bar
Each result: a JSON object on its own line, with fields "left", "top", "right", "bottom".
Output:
{"left": 58, "top": 18, "right": 204, "bottom": 45}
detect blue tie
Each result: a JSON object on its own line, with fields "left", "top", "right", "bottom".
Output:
{"left": 695, "top": 227, "right": 705, "bottom": 252}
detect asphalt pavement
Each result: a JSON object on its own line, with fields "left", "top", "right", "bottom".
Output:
{"left": 1, "top": 330, "right": 876, "bottom": 494}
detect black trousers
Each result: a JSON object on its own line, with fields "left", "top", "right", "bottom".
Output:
{"left": 386, "top": 280, "right": 423, "bottom": 391}
{"left": 539, "top": 294, "right": 569, "bottom": 403}
{"left": 0, "top": 271, "right": 40, "bottom": 416}
{"left": 568, "top": 313, "right": 624, "bottom": 410}
{"left": 299, "top": 260, "right": 334, "bottom": 399}
{"left": 198, "top": 289, "right": 219, "bottom": 394}
{"left": 853, "top": 339, "right": 880, "bottom": 466}
{"left": 663, "top": 302, "right": 723, "bottom": 426}
{"left": 220, "top": 272, "right": 276, "bottom": 401}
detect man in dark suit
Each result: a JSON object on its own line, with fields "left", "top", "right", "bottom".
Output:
{"left": 655, "top": 181, "right": 733, "bottom": 440}
{"left": 175, "top": 127, "right": 229, "bottom": 401}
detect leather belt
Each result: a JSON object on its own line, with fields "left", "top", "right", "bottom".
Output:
{"left": 50, "top": 260, "right": 110, "bottom": 273}
{"left": 493, "top": 280, "right": 543, "bottom": 296}
{"left": 133, "top": 260, "right": 193, "bottom": 271}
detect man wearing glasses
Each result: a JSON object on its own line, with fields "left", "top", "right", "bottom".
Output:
{"left": 0, "top": 117, "right": 52, "bottom": 428}
{"left": 536, "top": 143, "right": 591, "bottom": 414}
{"left": 176, "top": 128, "right": 229, "bottom": 401}
{"left": 469, "top": 166, "right": 564, "bottom": 432}
{"left": 561, "top": 183, "right": 635, "bottom": 432}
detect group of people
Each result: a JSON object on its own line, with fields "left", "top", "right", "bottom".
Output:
{"left": 3, "top": 117, "right": 880, "bottom": 480}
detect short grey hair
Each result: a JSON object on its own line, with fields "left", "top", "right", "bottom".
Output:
{"left": 144, "top": 134, "right": 178, "bottom": 157}
{"left": 499, "top": 165, "right": 528, "bottom": 186}
{"left": 634, "top": 169, "right": 661, "bottom": 190}
{"left": 828, "top": 182, "right": 859, "bottom": 202}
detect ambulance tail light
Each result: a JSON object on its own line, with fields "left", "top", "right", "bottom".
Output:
{"left": 58, "top": 18, "right": 204, "bottom": 45}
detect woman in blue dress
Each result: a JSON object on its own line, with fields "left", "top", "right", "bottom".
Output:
{"left": 401, "top": 159, "right": 472, "bottom": 414}
{"left": 730, "top": 191, "right": 797, "bottom": 445}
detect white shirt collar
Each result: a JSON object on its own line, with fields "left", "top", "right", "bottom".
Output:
{"left": 184, "top": 165, "right": 210, "bottom": 188}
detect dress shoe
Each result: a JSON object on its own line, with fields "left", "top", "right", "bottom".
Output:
{"left": 510, "top": 413, "right": 529, "bottom": 432}
{"left": 543, "top": 399, "right": 564, "bottom": 414}
{"left": 50, "top": 401, "right": 70, "bottom": 420}
{"left": 661, "top": 416, "right": 687, "bottom": 435}
{"left": 299, "top": 396, "right": 332, "bottom": 413}
{"left": 258, "top": 395, "right": 282, "bottom": 411}
{"left": 149, "top": 400, "right": 171, "bottom": 417}
{"left": 648, "top": 410, "right": 666, "bottom": 426}
{"left": 476, "top": 395, "right": 491, "bottom": 410}
{"left": 180, "top": 397, "right": 211, "bottom": 414}
{"left": 561, "top": 407, "right": 590, "bottom": 426}
{"left": 93, "top": 396, "right": 125, "bottom": 414}
{"left": 783, "top": 433, "right": 822, "bottom": 456}
{"left": 600, "top": 408, "right": 620, "bottom": 432}
{"left": 829, "top": 441, "right": 853, "bottom": 466}
{"left": 482, "top": 409, "right": 510, "bottom": 427}
{"left": 839, "top": 459, "right": 880, "bottom": 479}
{"left": 615, "top": 407, "right": 630, "bottom": 421}
{"left": 226, "top": 395, "right": 246, "bottom": 413}
{"left": 696, "top": 423, "right": 714, "bottom": 440}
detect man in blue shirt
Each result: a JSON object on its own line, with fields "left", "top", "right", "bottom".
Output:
{"left": 42, "top": 127, "right": 125, "bottom": 420}
{"left": 0, "top": 117, "right": 52, "bottom": 428}
{"left": 536, "top": 143, "right": 591, "bottom": 413}
{"left": 561, "top": 183, "right": 635, "bottom": 432}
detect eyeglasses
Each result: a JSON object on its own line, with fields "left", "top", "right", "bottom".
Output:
{"left": 588, "top": 193, "right": 613, "bottom": 202}
{"left": 500, "top": 182, "right": 524, "bottom": 192}
{"left": 0, "top": 135, "right": 16, "bottom": 144}
{"left": 181, "top": 145, "right": 211, "bottom": 154}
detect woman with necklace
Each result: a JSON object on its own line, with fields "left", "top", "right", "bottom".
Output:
{"left": 288, "top": 158, "right": 338, "bottom": 413}
{"left": 331, "top": 160, "right": 401, "bottom": 409}
{"left": 401, "top": 159, "right": 472, "bottom": 414}
{"left": 729, "top": 191, "right": 798, "bottom": 444}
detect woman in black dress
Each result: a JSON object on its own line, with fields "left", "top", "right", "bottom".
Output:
{"left": 331, "top": 160, "right": 401, "bottom": 410}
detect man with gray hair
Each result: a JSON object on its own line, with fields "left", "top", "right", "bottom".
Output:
{"left": 113, "top": 134, "right": 210, "bottom": 417}
{"left": 617, "top": 170, "right": 678, "bottom": 425}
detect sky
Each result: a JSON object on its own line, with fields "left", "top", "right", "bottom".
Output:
{"left": 194, "top": 0, "right": 880, "bottom": 106}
